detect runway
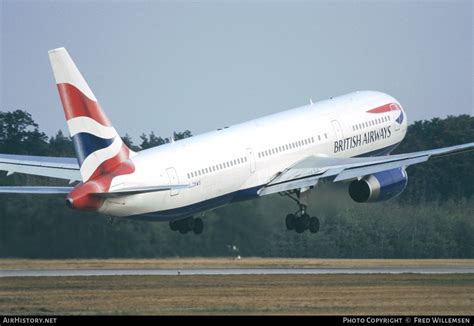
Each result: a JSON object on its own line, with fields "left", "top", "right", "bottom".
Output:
{"left": 1, "top": 266, "right": 473, "bottom": 277}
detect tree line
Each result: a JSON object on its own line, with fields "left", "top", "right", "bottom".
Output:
{"left": 0, "top": 111, "right": 472, "bottom": 258}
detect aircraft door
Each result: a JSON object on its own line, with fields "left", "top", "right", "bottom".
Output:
{"left": 166, "top": 167, "right": 180, "bottom": 196}
{"left": 246, "top": 148, "right": 256, "bottom": 173}
{"left": 331, "top": 120, "right": 343, "bottom": 140}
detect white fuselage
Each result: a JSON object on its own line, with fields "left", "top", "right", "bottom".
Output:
{"left": 100, "top": 91, "right": 408, "bottom": 221}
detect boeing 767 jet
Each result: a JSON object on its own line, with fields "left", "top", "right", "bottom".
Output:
{"left": 1, "top": 48, "right": 472, "bottom": 235}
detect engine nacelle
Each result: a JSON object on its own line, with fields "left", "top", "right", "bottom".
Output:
{"left": 349, "top": 168, "right": 408, "bottom": 203}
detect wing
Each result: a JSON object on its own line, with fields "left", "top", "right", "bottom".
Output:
{"left": 0, "top": 154, "right": 81, "bottom": 181}
{"left": 0, "top": 153, "right": 194, "bottom": 195}
{"left": 259, "top": 142, "right": 474, "bottom": 196}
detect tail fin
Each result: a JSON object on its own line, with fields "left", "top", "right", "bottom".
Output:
{"left": 48, "top": 47, "right": 133, "bottom": 182}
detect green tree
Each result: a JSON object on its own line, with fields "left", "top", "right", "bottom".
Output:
{"left": 0, "top": 110, "right": 48, "bottom": 155}
{"left": 48, "top": 130, "right": 74, "bottom": 157}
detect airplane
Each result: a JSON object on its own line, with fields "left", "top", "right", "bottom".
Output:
{"left": 0, "top": 47, "right": 473, "bottom": 235}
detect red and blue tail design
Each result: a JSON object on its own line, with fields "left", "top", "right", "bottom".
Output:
{"left": 49, "top": 48, "right": 134, "bottom": 184}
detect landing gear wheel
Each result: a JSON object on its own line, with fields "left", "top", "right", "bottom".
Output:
{"left": 169, "top": 220, "right": 179, "bottom": 231}
{"left": 193, "top": 218, "right": 204, "bottom": 235}
{"left": 295, "top": 224, "right": 305, "bottom": 233}
{"left": 185, "top": 217, "right": 195, "bottom": 230}
{"left": 301, "top": 213, "right": 310, "bottom": 229}
{"left": 178, "top": 225, "right": 188, "bottom": 234}
{"left": 309, "top": 216, "right": 320, "bottom": 233}
{"left": 285, "top": 214, "right": 296, "bottom": 230}
{"left": 171, "top": 217, "right": 205, "bottom": 234}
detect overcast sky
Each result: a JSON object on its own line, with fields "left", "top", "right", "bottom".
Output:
{"left": 1, "top": 0, "right": 472, "bottom": 141}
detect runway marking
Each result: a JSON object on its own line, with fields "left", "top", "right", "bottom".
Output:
{"left": 1, "top": 267, "right": 473, "bottom": 277}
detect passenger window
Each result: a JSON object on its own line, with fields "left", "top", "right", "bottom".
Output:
{"left": 324, "top": 133, "right": 327, "bottom": 139}
{"left": 318, "top": 135, "right": 321, "bottom": 141}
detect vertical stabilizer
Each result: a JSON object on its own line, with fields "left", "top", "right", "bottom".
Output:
{"left": 48, "top": 47, "right": 133, "bottom": 182}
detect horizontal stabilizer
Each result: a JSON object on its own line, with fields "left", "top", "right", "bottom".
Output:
{"left": 0, "top": 186, "right": 73, "bottom": 194}
{"left": 0, "top": 154, "right": 80, "bottom": 181}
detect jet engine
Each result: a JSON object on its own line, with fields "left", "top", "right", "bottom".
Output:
{"left": 349, "top": 168, "right": 408, "bottom": 203}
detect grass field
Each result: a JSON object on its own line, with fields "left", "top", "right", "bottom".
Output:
{"left": 1, "top": 274, "right": 473, "bottom": 315}
{"left": 1, "top": 259, "right": 473, "bottom": 315}
{"left": 1, "top": 258, "right": 473, "bottom": 270}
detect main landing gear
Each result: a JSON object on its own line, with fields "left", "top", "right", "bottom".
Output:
{"left": 169, "top": 217, "right": 204, "bottom": 235}
{"left": 282, "top": 189, "right": 320, "bottom": 234}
